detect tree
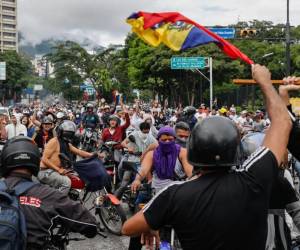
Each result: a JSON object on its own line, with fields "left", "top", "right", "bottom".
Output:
{"left": 0, "top": 51, "right": 33, "bottom": 103}
{"left": 123, "top": 20, "right": 300, "bottom": 108}
{"left": 45, "top": 20, "right": 300, "bottom": 108}
{"left": 46, "top": 41, "right": 116, "bottom": 102}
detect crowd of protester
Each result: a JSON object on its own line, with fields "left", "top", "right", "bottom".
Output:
{"left": 3, "top": 66, "right": 300, "bottom": 250}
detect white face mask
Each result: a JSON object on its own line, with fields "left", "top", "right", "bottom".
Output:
{"left": 139, "top": 131, "right": 148, "bottom": 140}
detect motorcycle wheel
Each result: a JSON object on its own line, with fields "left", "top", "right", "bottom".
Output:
{"left": 97, "top": 198, "right": 126, "bottom": 236}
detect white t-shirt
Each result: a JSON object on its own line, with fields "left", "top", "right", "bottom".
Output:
{"left": 5, "top": 123, "right": 27, "bottom": 139}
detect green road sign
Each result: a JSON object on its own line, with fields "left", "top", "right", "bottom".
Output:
{"left": 171, "top": 57, "right": 207, "bottom": 69}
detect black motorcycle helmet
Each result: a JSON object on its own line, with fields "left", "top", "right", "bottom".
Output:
{"left": 42, "top": 116, "right": 53, "bottom": 124}
{"left": 0, "top": 136, "right": 41, "bottom": 177}
{"left": 187, "top": 116, "right": 240, "bottom": 169}
{"left": 183, "top": 106, "right": 196, "bottom": 116}
{"left": 58, "top": 120, "right": 77, "bottom": 143}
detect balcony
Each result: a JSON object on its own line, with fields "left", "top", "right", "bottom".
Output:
{"left": 3, "top": 41, "right": 16, "bottom": 48}
{"left": 2, "top": 26, "right": 16, "bottom": 32}
{"left": 2, "top": 10, "right": 15, "bottom": 16}
{"left": 2, "top": 18, "right": 16, "bottom": 25}
{"left": 3, "top": 37, "right": 16, "bottom": 43}
{"left": 2, "top": 0, "right": 16, "bottom": 7}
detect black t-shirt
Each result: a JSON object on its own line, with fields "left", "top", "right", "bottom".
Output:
{"left": 143, "top": 147, "right": 278, "bottom": 250}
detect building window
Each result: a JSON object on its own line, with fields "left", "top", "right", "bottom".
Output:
{"left": 3, "top": 23, "right": 15, "bottom": 29}
{"left": 3, "top": 0, "right": 15, "bottom": 3}
{"left": 3, "top": 32, "right": 15, "bottom": 37}
{"left": 3, "top": 41, "right": 16, "bottom": 46}
{"left": 2, "top": 6, "right": 15, "bottom": 12}
{"left": 3, "top": 15, "right": 15, "bottom": 20}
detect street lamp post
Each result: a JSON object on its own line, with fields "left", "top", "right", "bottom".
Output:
{"left": 286, "top": 0, "right": 291, "bottom": 76}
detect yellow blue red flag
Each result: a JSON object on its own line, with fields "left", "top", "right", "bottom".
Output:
{"left": 127, "top": 11, "right": 253, "bottom": 65}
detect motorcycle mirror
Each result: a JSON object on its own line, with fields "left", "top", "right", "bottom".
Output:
{"left": 105, "top": 141, "right": 119, "bottom": 146}
{"left": 128, "top": 135, "right": 136, "bottom": 143}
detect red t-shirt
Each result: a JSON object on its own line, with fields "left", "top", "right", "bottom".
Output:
{"left": 101, "top": 113, "right": 130, "bottom": 149}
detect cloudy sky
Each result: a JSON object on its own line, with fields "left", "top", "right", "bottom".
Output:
{"left": 18, "top": 0, "right": 300, "bottom": 46}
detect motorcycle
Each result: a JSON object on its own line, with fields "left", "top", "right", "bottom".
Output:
{"left": 80, "top": 127, "right": 98, "bottom": 152}
{"left": 47, "top": 218, "right": 87, "bottom": 250}
{"left": 114, "top": 149, "right": 142, "bottom": 201}
{"left": 59, "top": 153, "right": 126, "bottom": 236}
{"left": 120, "top": 162, "right": 153, "bottom": 213}
{"left": 100, "top": 140, "right": 120, "bottom": 191}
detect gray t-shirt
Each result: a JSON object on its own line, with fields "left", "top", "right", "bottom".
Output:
{"left": 126, "top": 130, "right": 157, "bottom": 162}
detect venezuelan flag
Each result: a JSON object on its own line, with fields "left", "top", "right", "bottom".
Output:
{"left": 127, "top": 12, "right": 253, "bottom": 65}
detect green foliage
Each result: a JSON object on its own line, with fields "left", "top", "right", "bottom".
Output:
{"left": 0, "top": 51, "right": 33, "bottom": 101}
{"left": 46, "top": 41, "right": 117, "bottom": 101}
{"left": 122, "top": 20, "right": 300, "bottom": 107}
{"left": 40, "top": 20, "right": 300, "bottom": 106}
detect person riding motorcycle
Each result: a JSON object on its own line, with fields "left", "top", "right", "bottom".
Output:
{"left": 32, "top": 116, "right": 54, "bottom": 152}
{"left": 38, "top": 120, "right": 97, "bottom": 193}
{"left": 101, "top": 110, "right": 130, "bottom": 163}
{"left": 81, "top": 103, "right": 100, "bottom": 151}
{"left": 81, "top": 103, "right": 100, "bottom": 130}
{"left": 114, "top": 122, "right": 157, "bottom": 199}
{"left": 74, "top": 111, "right": 82, "bottom": 126}
{"left": 53, "top": 111, "right": 67, "bottom": 136}
{"left": 1, "top": 136, "right": 97, "bottom": 249}
{"left": 177, "top": 106, "right": 197, "bottom": 130}
{"left": 174, "top": 121, "right": 190, "bottom": 148}
{"left": 131, "top": 126, "right": 193, "bottom": 194}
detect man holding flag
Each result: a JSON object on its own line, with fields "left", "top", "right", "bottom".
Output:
{"left": 122, "top": 64, "right": 292, "bottom": 250}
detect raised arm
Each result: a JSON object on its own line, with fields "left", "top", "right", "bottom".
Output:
{"left": 279, "top": 77, "right": 300, "bottom": 161}
{"left": 252, "top": 65, "right": 292, "bottom": 165}
{"left": 31, "top": 110, "right": 41, "bottom": 127}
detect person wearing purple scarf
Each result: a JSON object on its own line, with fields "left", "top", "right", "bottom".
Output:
{"left": 131, "top": 126, "right": 193, "bottom": 194}
{"left": 153, "top": 127, "right": 181, "bottom": 179}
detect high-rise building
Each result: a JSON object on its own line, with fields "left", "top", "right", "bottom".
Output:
{"left": 0, "top": 0, "right": 17, "bottom": 52}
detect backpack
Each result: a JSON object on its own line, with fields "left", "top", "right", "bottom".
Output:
{"left": 0, "top": 180, "right": 37, "bottom": 250}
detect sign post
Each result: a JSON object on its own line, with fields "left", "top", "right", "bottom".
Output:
{"left": 171, "top": 57, "right": 207, "bottom": 69}
{"left": 209, "top": 28, "right": 235, "bottom": 39}
{"left": 171, "top": 57, "right": 213, "bottom": 110}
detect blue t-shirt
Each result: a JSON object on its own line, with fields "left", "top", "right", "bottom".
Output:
{"left": 27, "top": 126, "right": 35, "bottom": 138}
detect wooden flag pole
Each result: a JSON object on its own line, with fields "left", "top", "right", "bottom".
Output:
{"left": 233, "top": 79, "right": 300, "bottom": 85}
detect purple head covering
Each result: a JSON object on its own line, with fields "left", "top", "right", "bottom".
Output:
{"left": 157, "top": 126, "right": 176, "bottom": 139}
{"left": 153, "top": 126, "right": 181, "bottom": 179}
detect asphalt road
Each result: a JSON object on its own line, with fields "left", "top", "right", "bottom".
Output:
{"left": 68, "top": 232, "right": 130, "bottom": 250}
{"left": 67, "top": 192, "right": 132, "bottom": 250}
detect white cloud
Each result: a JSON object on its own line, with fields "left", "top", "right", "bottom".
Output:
{"left": 18, "top": 0, "right": 300, "bottom": 46}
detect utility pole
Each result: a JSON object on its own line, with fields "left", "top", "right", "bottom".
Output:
{"left": 286, "top": 0, "right": 291, "bottom": 76}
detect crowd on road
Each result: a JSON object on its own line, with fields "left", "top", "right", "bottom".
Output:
{"left": 1, "top": 64, "right": 300, "bottom": 250}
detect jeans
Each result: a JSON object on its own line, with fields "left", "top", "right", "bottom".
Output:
{"left": 38, "top": 169, "right": 71, "bottom": 194}
{"left": 114, "top": 159, "right": 140, "bottom": 199}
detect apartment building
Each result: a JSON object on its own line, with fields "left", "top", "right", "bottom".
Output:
{"left": 0, "top": 0, "right": 17, "bottom": 52}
